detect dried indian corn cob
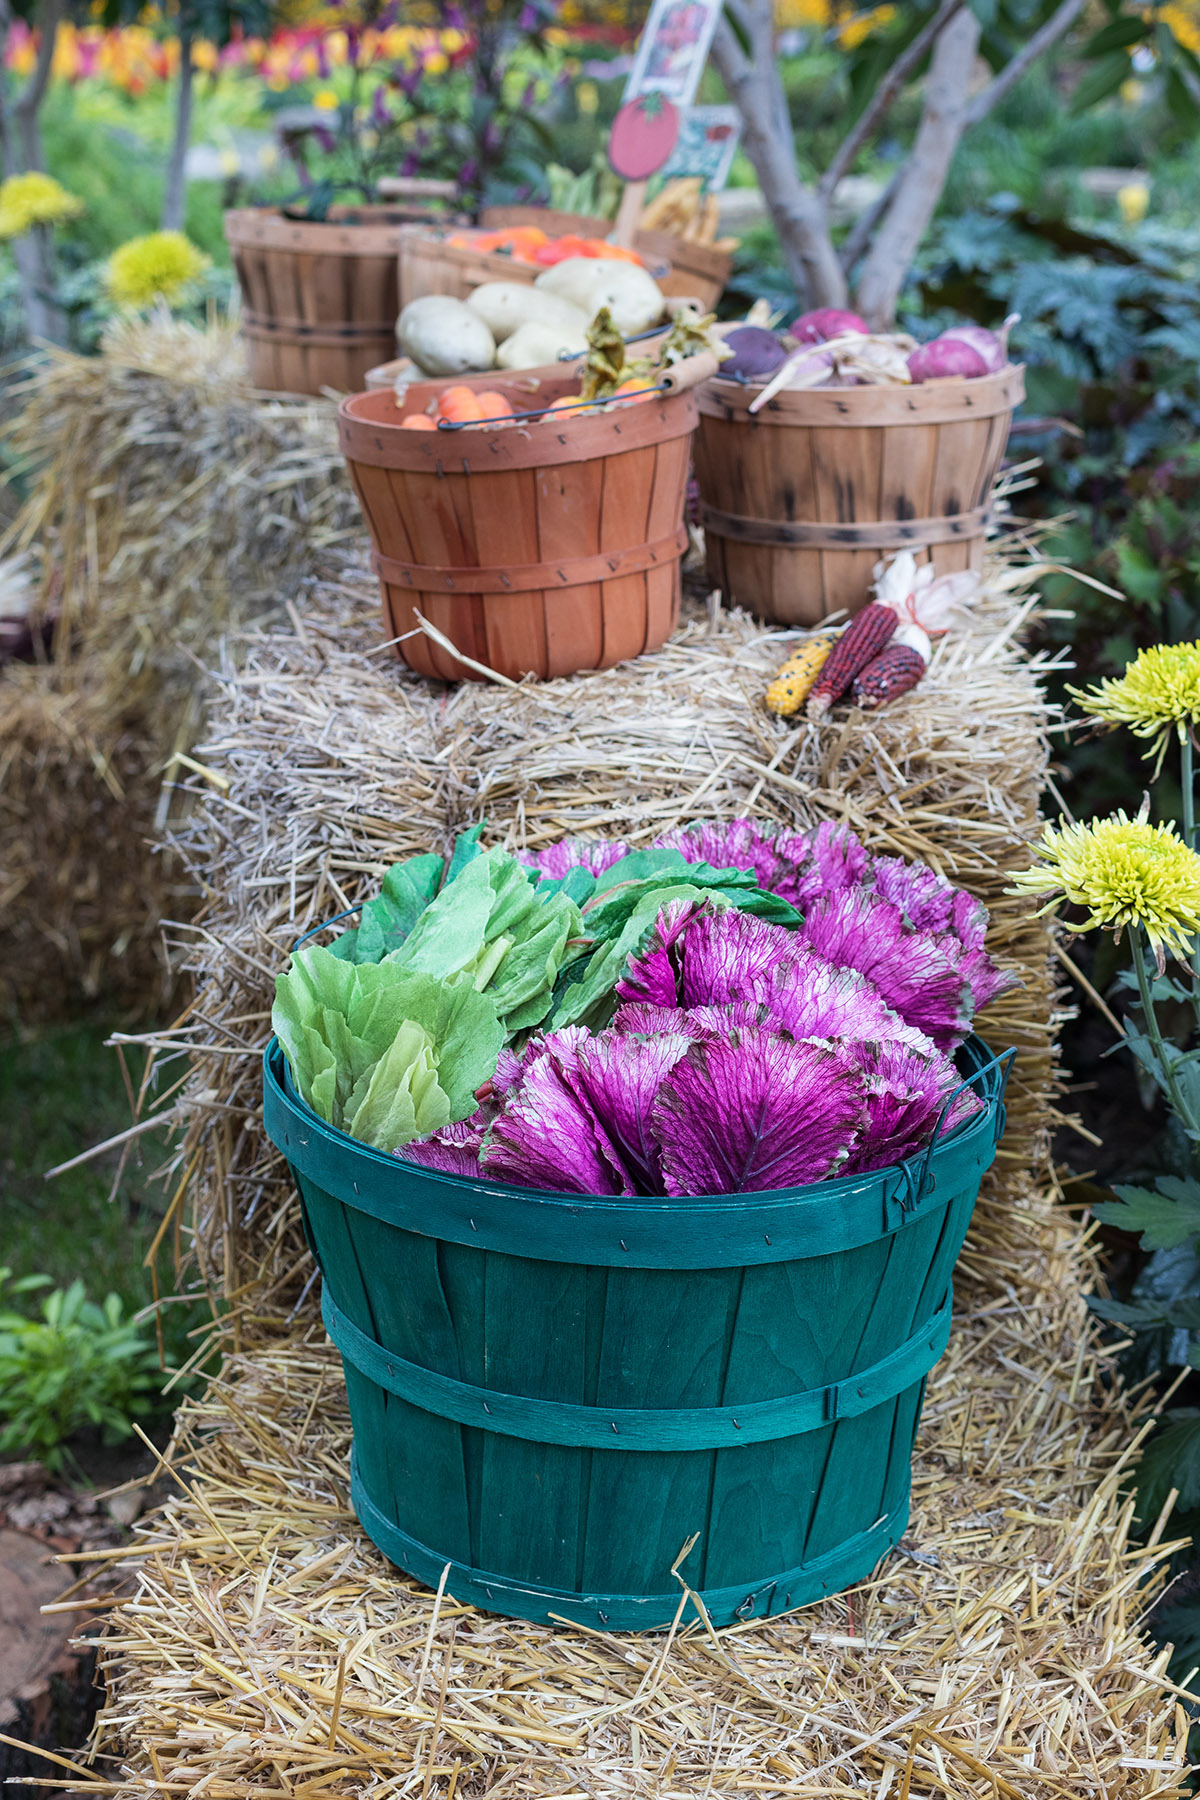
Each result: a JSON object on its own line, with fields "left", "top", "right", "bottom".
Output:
{"left": 852, "top": 643, "right": 927, "bottom": 709}
{"left": 806, "top": 603, "right": 896, "bottom": 720}
{"left": 764, "top": 633, "right": 835, "bottom": 715}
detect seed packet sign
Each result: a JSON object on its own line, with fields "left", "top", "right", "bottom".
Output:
{"left": 660, "top": 104, "right": 742, "bottom": 190}
{"left": 622, "top": 0, "right": 724, "bottom": 108}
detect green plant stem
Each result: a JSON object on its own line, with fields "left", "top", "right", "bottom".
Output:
{"left": 1131, "top": 923, "right": 1198, "bottom": 1134}
{"left": 1182, "top": 734, "right": 1200, "bottom": 1033}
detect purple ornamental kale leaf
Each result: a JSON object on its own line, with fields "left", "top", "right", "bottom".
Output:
{"left": 483, "top": 1028, "right": 636, "bottom": 1195}
{"left": 653, "top": 1030, "right": 866, "bottom": 1195}
{"left": 869, "top": 854, "right": 990, "bottom": 952}
{"left": 651, "top": 819, "right": 783, "bottom": 892}
{"left": 839, "top": 1040, "right": 984, "bottom": 1176}
{"left": 518, "top": 836, "right": 632, "bottom": 881}
{"left": 612, "top": 998, "right": 766, "bottom": 1037}
{"left": 614, "top": 897, "right": 707, "bottom": 1009}
{"left": 797, "top": 889, "right": 972, "bottom": 1051}
{"left": 755, "top": 946, "right": 935, "bottom": 1051}
{"left": 398, "top": 1116, "right": 488, "bottom": 1178}
{"left": 672, "top": 906, "right": 797, "bottom": 1007}
{"left": 771, "top": 821, "right": 869, "bottom": 909}
{"left": 571, "top": 1031, "right": 695, "bottom": 1194}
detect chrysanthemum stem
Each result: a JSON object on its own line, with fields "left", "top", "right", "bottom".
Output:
{"left": 1181, "top": 734, "right": 1200, "bottom": 1027}
{"left": 1130, "top": 924, "right": 1197, "bottom": 1133}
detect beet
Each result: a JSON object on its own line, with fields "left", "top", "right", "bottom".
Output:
{"left": 907, "top": 337, "right": 990, "bottom": 383}
{"left": 719, "top": 325, "right": 787, "bottom": 382}
{"left": 790, "top": 307, "right": 869, "bottom": 345}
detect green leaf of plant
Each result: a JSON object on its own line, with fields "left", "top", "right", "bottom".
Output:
{"left": 1070, "top": 50, "right": 1135, "bottom": 113}
{"left": 352, "top": 853, "right": 446, "bottom": 964}
{"left": 1092, "top": 1179, "right": 1200, "bottom": 1251}
{"left": 342, "top": 1019, "right": 450, "bottom": 1150}
{"left": 1136, "top": 1411, "right": 1200, "bottom": 1517}
{"left": 388, "top": 849, "right": 582, "bottom": 1031}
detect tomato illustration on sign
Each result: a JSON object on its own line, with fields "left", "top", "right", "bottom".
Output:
{"left": 608, "top": 93, "right": 681, "bottom": 181}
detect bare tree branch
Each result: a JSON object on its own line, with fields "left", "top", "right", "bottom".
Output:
{"left": 853, "top": 6, "right": 981, "bottom": 326}
{"left": 711, "top": 0, "right": 847, "bottom": 307}
{"left": 819, "top": 0, "right": 963, "bottom": 203}
{"left": 0, "top": 0, "right": 67, "bottom": 341}
{"left": 963, "top": 0, "right": 1088, "bottom": 128}
{"left": 14, "top": 0, "right": 63, "bottom": 166}
{"left": 837, "top": 168, "right": 900, "bottom": 274}
{"left": 162, "top": 25, "right": 195, "bottom": 232}
{"left": 722, "top": 0, "right": 752, "bottom": 44}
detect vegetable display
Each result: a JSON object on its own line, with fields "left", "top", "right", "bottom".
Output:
{"left": 272, "top": 817, "right": 1014, "bottom": 1197}
{"left": 397, "top": 305, "right": 725, "bottom": 430}
{"left": 395, "top": 259, "right": 667, "bottom": 378}
{"left": 713, "top": 306, "right": 1018, "bottom": 396}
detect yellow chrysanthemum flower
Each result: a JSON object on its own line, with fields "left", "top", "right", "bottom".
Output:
{"left": 1070, "top": 641, "right": 1200, "bottom": 772}
{"left": 0, "top": 171, "right": 83, "bottom": 241}
{"left": 106, "top": 232, "right": 209, "bottom": 310}
{"left": 1009, "top": 812, "right": 1200, "bottom": 963}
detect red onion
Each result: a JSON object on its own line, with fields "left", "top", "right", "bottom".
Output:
{"left": 719, "top": 325, "right": 787, "bottom": 381}
{"left": 907, "top": 337, "right": 990, "bottom": 383}
{"left": 933, "top": 320, "right": 1013, "bottom": 373}
{"left": 790, "top": 307, "right": 869, "bottom": 345}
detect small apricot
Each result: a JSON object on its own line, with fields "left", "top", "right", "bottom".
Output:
{"left": 400, "top": 413, "right": 436, "bottom": 429}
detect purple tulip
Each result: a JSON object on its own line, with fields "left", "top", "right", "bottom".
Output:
{"left": 370, "top": 85, "right": 391, "bottom": 128}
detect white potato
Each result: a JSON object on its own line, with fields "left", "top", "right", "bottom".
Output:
{"left": 465, "top": 282, "right": 587, "bottom": 344}
{"left": 534, "top": 258, "right": 665, "bottom": 334}
{"left": 495, "top": 318, "right": 589, "bottom": 371}
{"left": 396, "top": 295, "right": 495, "bottom": 375}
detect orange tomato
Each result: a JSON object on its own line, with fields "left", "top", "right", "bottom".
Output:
{"left": 400, "top": 413, "right": 436, "bottom": 429}
{"left": 472, "top": 390, "right": 514, "bottom": 420}
{"left": 594, "top": 243, "right": 644, "bottom": 265}
{"left": 611, "top": 379, "right": 656, "bottom": 400}
{"left": 436, "top": 385, "right": 485, "bottom": 424}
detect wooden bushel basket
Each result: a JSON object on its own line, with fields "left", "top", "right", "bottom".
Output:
{"left": 263, "top": 1034, "right": 1012, "bottom": 1631}
{"left": 337, "top": 372, "right": 700, "bottom": 683}
{"left": 227, "top": 206, "right": 425, "bottom": 395}
{"left": 693, "top": 364, "right": 1025, "bottom": 625}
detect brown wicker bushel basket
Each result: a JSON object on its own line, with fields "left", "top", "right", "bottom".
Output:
{"left": 338, "top": 376, "right": 698, "bottom": 682}
{"left": 227, "top": 207, "right": 418, "bottom": 394}
{"left": 693, "top": 364, "right": 1025, "bottom": 624}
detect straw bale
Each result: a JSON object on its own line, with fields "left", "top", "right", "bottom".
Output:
{"left": 0, "top": 314, "right": 357, "bottom": 1022}
{"left": 129, "top": 543, "right": 1067, "bottom": 1310}
{"left": 69, "top": 1175, "right": 1187, "bottom": 1799}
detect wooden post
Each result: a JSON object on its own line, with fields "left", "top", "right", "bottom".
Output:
{"left": 611, "top": 180, "right": 646, "bottom": 248}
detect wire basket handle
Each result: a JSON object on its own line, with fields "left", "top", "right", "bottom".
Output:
{"left": 912, "top": 1045, "right": 1017, "bottom": 1202}
{"left": 291, "top": 906, "right": 363, "bottom": 954}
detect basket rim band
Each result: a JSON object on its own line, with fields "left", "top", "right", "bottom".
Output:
{"left": 241, "top": 312, "right": 396, "bottom": 344}
{"left": 371, "top": 525, "right": 689, "bottom": 594}
{"left": 322, "top": 1283, "right": 951, "bottom": 1451}
{"left": 699, "top": 502, "right": 992, "bottom": 550}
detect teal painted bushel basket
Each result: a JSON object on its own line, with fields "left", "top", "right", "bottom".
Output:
{"left": 263, "top": 1034, "right": 1012, "bottom": 1632}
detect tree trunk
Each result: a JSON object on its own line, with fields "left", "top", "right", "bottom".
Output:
{"left": 0, "top": 0, "right": 67, "bottom": 343}
{"left": 710, "top": 2, "right": 845, "bottom": 309}
{"left": 851, "top": 8, "right": 981, "bottom": 327}
{"left": 161, "top": 25, "right": 193, "bottom": 233}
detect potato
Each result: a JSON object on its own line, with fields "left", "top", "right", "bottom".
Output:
{"left": 466, "top": 282, "right": 587, "bottom": 345}
{"left": 396, "top": 295, "right": 495, "bottom": 376}
{"left": 534, "top": 258, "right": 665, "bottom": 334}
{"left": 495, "top": 318, "right": 589, "bottom": 371}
